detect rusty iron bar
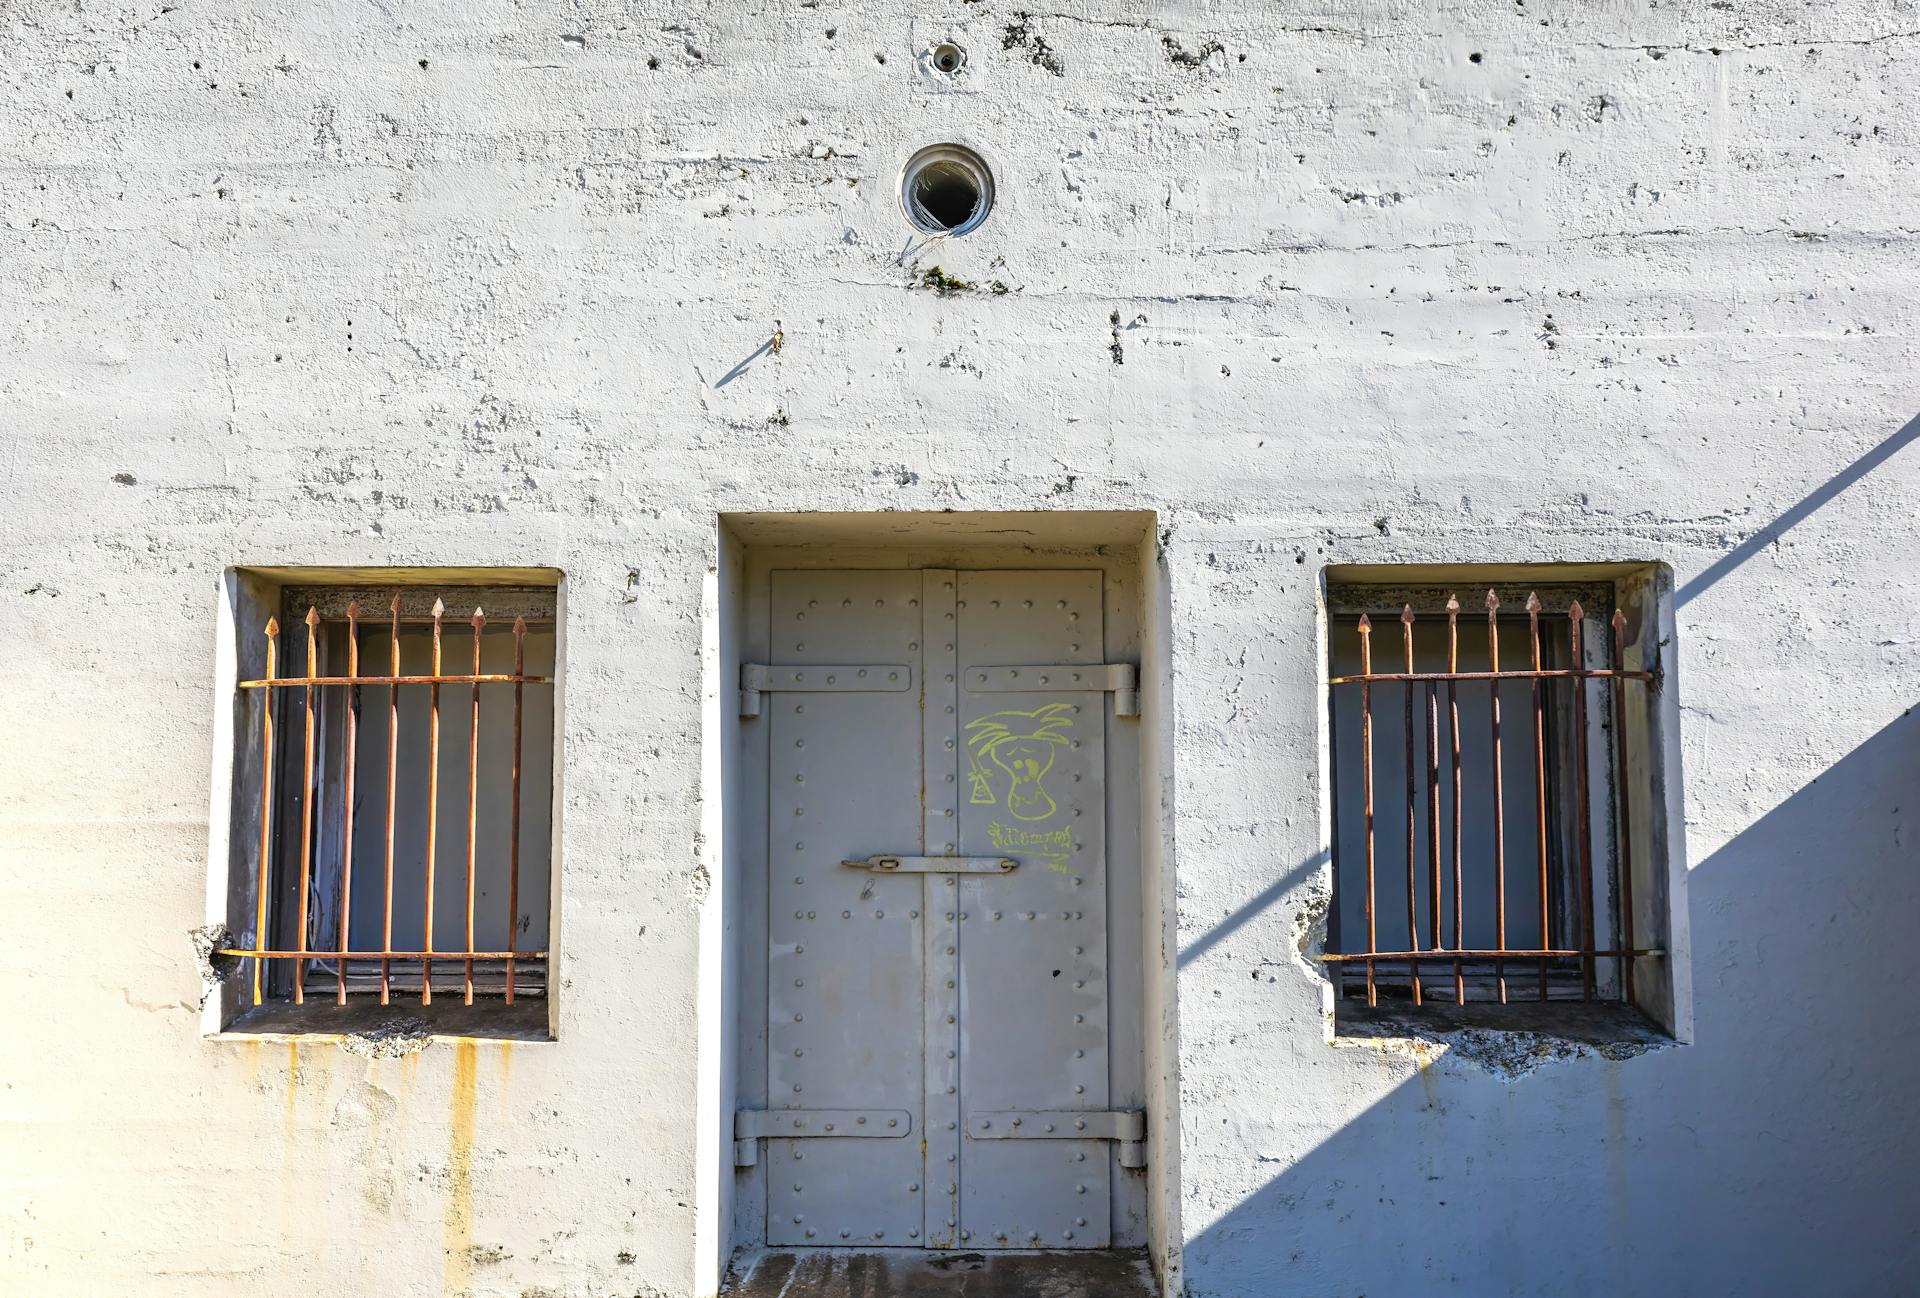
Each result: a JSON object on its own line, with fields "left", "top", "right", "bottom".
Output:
{"left": 292, "top": 609, "right": 320, "bottom": 1004}
{"left": 239, "top": 673, "right": 548, "bottom": 688}
{"left": 464, "top": 609, "right": 485, "bottom": 1005}
{"left": 221, "top": 949, "right": 547, "bottom": 961}
{"left": 1486, "top": 591, "right": 1508, "bottom": 1003}
{"left": 1327, "top": 668, "right": 1650, "bottom": 685}
{"left": 1401, "top": 606, "right": 1420, "bottom": 1006}
{"left": 1358, "top": 613, "right": 1377, "bottom": 1007}
{"left": 1571, "top": 603, "right": 1597, "bottom": 1000}
{"left": 1446, "top": 596, "right": 1463, "bottom": 1003}
{"left": 251, "top": 616, "right": 280, "bottom": 1006}
{"left": 1612, "top": 609, "right": 1638, "bottom": 1008}
{"left": 1322, "top": 948, "right": 1660, "bottom": 962}
{"left": 423, "top": 599, "right": 444, "bottom": 1006}
{"left": 506, "top": 617, "right": 526, "bottom": 1004}
{"left": 380, "top": 594, "right": 400, "bottom": 1005}
{"left": 1529, "top": 593, "right": 1551, "bottom": 1002}
{"left": 1425, "top": 678, "right": 1441, "bottom": 950}
{"left": 337, "top": 600, "right": 362, "bottom": 1005}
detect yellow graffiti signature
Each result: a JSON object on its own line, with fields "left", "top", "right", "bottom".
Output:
{"left": 989, "top": 821, "right": 1075, "bottom": 874}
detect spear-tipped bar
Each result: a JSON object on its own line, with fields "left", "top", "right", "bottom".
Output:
{"left": 1528, "top": 592, "right": 1551, "bottom": 1001}
{"left": 1570, "top": 602, "right": 1596, "bottom": 1001}
{"left": 1446, "top": 595, "right": 1463, "bottom": 1002}
{"left": 464, "top": 608, "right": 485, "bottom": 1005}
{"left": 1358, "top": 613, "right": 1377, "bottom": 1006}
{"left": 337, "top": 599, "right": 361, "bottom": 1005}
{"left": 423, "top": 599, "right": 444, "bottom": 1005}
{"left": 293, "top": 607, "right": 320, "bottom": 1004}
{"left": 1400, "top": 606, "right": 1421, "bottom": 1005}
{"left": 1612, "top": 608, "right": 1637, "bottom": 1008}
{"left": 252, "top": 616, "right": 280, "bottom": 1006}
{"left": 1486, "top": 591, "right": 1508, "bottom": 1003}
{"left": 381, "top": 593, "right": 400, "bottom": 1004}
{"left": 507, "top": 616, "right": 527, "bottom": 1004}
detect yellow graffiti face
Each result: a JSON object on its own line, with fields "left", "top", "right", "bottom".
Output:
{"left": 992, "top": 737, "right": 1058, "bottom": 818}
{"left": 965, "top": 702, "right": 1074, "bottom": 823}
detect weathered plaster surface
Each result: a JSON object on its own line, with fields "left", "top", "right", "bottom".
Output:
{"left": 2, "top": 1, "right": 1916, "bottom": 1295}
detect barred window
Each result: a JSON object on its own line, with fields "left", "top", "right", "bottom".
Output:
{"left": 210, "top": 573, "right": 559, "bottom": 1037}
{"left": 1324, "top": 568, "right": 1680, "bottom": 1037}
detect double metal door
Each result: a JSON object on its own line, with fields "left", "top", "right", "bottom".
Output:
{"left": 761, "top": 568, "right": 1118, "bottom": 1250}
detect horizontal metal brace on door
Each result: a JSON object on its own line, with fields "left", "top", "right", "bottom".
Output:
{"left": 738, "top": 663, "right": 913, "bottom": 717}
{"left": 732, "top": 1109, "right": 913, "bottom": 1167}
{"left": 963, "top": 663, "right": 1139, "bottom": 716}
{"left": 967, "top": 1110, "right": 1147, "bottom": 1169}
{"left": 842, "top": 854, "right": 1018, "bottom": 874}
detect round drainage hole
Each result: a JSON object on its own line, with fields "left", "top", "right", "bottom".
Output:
{"left": 930, "top": 41, "right": 967, "bottom": 74}
{"left": 899, "top": 143, "right": 994, "bottom": 236}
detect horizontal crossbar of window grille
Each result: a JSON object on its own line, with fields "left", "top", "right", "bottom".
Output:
{"left": 1321, "top": 949, "right": 1661, "bottom": 962}
{"left": 222, "top": 949, "right": 549, "bottom": 961}
{"left": 1328, "top": 668, "right": 1653, "bottom": 685}
{"left": 239, "top": 673, "right": 550, "bottom": 688}
{"left": 1330, "top": 589, "right": 1648, "bottom": 1011}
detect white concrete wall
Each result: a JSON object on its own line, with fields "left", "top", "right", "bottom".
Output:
{"left": 3, "top": 2, "right": 1917, "bottom": 1295}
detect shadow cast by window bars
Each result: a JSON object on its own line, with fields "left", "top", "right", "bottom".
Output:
{"left": 1324, "top": 591, "right": 1662, "bottom": 1009}
{"left": 220, "top": 594, "right": 554, "bottom": 1010}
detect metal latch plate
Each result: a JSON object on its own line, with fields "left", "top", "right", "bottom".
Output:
{"left": 963, "top": 663, "right": 1138, "bottom": 716}
{"left": 843, "top": 854, "right": 1017, "bottom": 874}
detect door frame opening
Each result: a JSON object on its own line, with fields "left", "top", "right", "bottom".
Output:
{"left": 695, "top": 512, "right": 1179, "bottom": 1296}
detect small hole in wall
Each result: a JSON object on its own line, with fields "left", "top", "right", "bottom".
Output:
{"left": 930, "top": 41, "right": 967, "bottom": 74}
{"left": 899, "top": 143, "right": 994, "bottom": 236}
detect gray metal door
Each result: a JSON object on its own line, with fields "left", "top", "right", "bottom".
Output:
{"left": 761, "top": 568, "right": 1119, "bottom": 1250}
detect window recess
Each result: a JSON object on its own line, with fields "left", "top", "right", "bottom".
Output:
{"left": 1323, "top": 573, "right": 1677, "bottom": 1033}
{"left": 214, "top": 577, "right": 558, "bottom": 1035}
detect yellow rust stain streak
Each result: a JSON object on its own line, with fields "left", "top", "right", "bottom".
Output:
{"left": 284, "top": 1040, "right": 301, "bottom": 1155}
{"left": 443, "top": 1040, "right": 479, "bottom": 1298}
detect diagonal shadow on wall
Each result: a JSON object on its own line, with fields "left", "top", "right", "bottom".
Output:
{"left": 1178, "top": 706, "right": 1920, "bottom": 1298}
{"left": 1677, "top": 412, "right": 1919, "bottom": 608}
{"left": 1178, "top": 849, "right": 1329, "bottom": 971}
